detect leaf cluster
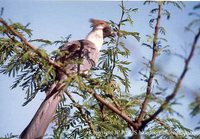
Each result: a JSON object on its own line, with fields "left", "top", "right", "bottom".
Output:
{"left": 189, "top": 95, "right": 200, "bottom": 131}
{"left": 144, "top": 118, "right": 192, "bottom": 139}
{"left": 0, "top": 21, "right": 58, "bottom": 105}
{"left": 51, "top": 2, "right": 141, "bottom": 138}
{"left": 0, "top": 133, "right": 18, "bottom": 139}
{"left": 0, "top": 1, "right": 199, "bottom": 138}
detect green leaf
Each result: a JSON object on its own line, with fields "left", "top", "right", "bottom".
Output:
{"left": 189, "top": 97, "right": 200, "bottom": 117}
{"left": 164, "top": 1, "right": 185, "bottom": 10}
{"left": 11, "top": 22, "right": 32, "bottom": 37}
{"left": 0, "top": 7, "right": 4, "bottom": 17}
{"left": 159, "top": 26, "right": 166, "bottom": 35}
{"left": 119, "top": 30, "right": 140, "bottom": 41}
{"left": 142, "top": 43, "right": 152, "bottom": 49}
{"left": 194, "top": 4, "right": 200, "bottom": 10}
{"left": 38, "top": 48, "right": 48, "bottom": 58}
{"left": 163, "top": 9, "right": 171, "bottom": 19}
{"left": 29, "top": 39, "right": 52, "bottom": 46}
{"left": 150, "top": 8, "right": 159, "bottom": 14}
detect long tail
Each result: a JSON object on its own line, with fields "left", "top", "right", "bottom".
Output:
{"left": 20, "top": 81, "right": 66, "bottom": 139}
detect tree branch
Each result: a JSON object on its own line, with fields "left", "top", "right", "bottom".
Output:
{"left": 140, "top": 28, "right": 200, "bottom": 130}
{"left": 0, "top": 18, "right": 68, "bottom": 76}
{"left": 1, "top": 16, "right": 140, "bottom": 134}
{"left": 136, "top": 2, "right": 163, "bottom": 124}
{"left": 78, "top": 80, "right": 140, "bottom": 130}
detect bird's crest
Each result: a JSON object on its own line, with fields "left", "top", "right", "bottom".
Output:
{"left": 89, "top": 18, "right": 109, "bottom": 28}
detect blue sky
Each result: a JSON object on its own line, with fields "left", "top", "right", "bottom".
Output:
{"left": 0, "top": 0, "right": 199, "bottom": 136}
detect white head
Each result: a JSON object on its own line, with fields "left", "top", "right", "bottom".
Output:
{"left": 86, "top": 19, "right": 115, "bottom": 51}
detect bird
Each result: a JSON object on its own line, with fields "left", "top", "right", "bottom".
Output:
{"left": 20, "top": 19, "right": 115, "bottom": 139}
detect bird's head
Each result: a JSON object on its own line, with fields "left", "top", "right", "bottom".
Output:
{"left": 89, "top": 18, "right": 116, "bottom": 38}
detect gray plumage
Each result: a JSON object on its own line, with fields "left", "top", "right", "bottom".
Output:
{"left": 56, "top": 40, "right": 98, "bottom": 78}
{"left": 20, "top": 19, "right": 114, "bottom": 139}
{"left": 20, "top": 40, "right": 99, "bottom": 139}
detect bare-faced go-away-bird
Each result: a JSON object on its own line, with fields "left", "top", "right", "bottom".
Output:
{"left": 20, "top": 19, "right": 115, "bottom": 139}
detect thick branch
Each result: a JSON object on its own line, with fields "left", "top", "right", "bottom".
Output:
{"left": 140, "top": 28, "right": 200, "bottom": 130}
{"left": 136, "top": 3, "right": 162, "bottom": 124}
{"left": 78, "top": 80, "right": 139, "bottom": 130}
{"left": 0, "top": 18, "right": 68, "bottom": 76}
{"left": 92, "top": 91, "right": 139, "bottom": 130}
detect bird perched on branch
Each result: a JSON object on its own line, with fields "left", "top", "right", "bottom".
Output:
{"left": 20, "top": 19, "right": 115, "bottom": 139}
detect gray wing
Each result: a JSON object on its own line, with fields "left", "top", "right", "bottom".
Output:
{"left": 56, "top": 39, "right": 99, "bottom": 75}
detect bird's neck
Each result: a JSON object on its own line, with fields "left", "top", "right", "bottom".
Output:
{"left": 85, "top": 27, "right": 103, "bottom": 51}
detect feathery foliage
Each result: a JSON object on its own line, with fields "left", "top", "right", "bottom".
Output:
{"left": 52, "top": 2, "right": 140, "bottom": 138}
{"left": 0, "top": 1, "right": 200, "bottom": 139}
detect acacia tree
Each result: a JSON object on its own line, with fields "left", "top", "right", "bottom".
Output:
{"left": 0, "top": 1, "right": 200, "bottom": 139}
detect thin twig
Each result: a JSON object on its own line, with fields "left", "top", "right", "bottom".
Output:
{"left": 140, "top": 28, "right": 200, "bottom": 130}
{"left": 153, "top": 117, "right": 178, "bottom": 137}
{"left": 65, "top": 91, "right": 96, "bottom": 134}
{"left": 136, "top": 2, "right": 163, "bottom": 125}
{"left": 108, "top": 1, "right": 124, "bottom": 82}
